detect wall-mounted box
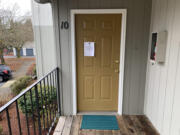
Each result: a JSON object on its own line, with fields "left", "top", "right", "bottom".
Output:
{"left": 156, "top": 31, "right": 168, "bottom": 63}
{"left": 150, "top": 31, "right": 168, "bottom": 63}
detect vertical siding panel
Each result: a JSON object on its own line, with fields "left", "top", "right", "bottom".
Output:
{"left": 150, "top": 0, "right": 161, "bottom": 126}
{"left": 148, "top": 0, "right": 160, "bottom": 126}
{"left": 88, "top": 0, "right": 101, "bottom": 9}
{"left": 160, "top": 0, "right": 177, "bottom": 133}
{"left": 171, "top": 46, "right": 180, "bottom": 135}
{"left": 99, "top": 0, "right": 112, "bottom": 9}
{"left": 128, "top": 0, "right": 146, "bottom": 114}
{"left": 144, "top": 0, "right": 159, "bottom": 125}
{"left": 162, "top": 0, "right": 179, "bottom": 134}
{"left": 122, "top": 0, "right": 134, "bottom": 114}
{"left": 146, "top": 64, "right": 153, "bottom": 118}
{"left": 138, "top": 0, "right": 152, "bottom": 114}
{"left": 144, "top": 0, "right": 156, "bottom": 117}
{"left": 59, "top": 0, "right": 72, "bottom": 115}
{"left": 171, "top": 15, "right": 180, "bottom": 134}
{"left": 67, "top": 0, "right": 78, "bottom": 75}
{"left": 153, "top": 0, "right": 166, "bottom": 128}
{"left": 68, "top": 0, "right": 78, "bottom": 9}
{"left": 111, "top": 0, "right": 124, "bottom": 9}
{"left": 156, "top": 0, "right": 168, "bottom": 131}
{"left": 77, "top": 0, "right": 89, "bottom": 9}
{"left": 67, "top": 0, "right": 78, "bottom": 115}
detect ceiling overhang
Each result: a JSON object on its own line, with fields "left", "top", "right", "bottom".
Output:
{"left": 34, "top": 0, "right": 51, "bottom": 4}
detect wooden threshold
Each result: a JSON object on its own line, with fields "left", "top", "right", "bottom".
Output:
{"left": 53, "top": 115, "right": 160, "bottom": 135}
{"left": 77, "top": 112, "right": 118, "bottom": 115}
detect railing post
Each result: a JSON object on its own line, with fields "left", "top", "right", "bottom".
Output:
{"left": 6, "top": 108, "right": 12, "bottom": 135}
{"left": 35, "top": 85, "right": 42, "bottom": 135}
{"left": 56, "top": 68, "right": 61, "bottom": 116}
{"left": 15, "top": 101, "right": 22, "bottom": 135}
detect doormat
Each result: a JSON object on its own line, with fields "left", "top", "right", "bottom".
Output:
{"left": 80, "top": 115, "right": 120, "bottom": 130}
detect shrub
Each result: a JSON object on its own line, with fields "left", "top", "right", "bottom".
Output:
{"left": 18, "top": 85, "right": 57, "bottom": 118}
{"left": 10, "top": 76, "right": 32, "bottom": 95}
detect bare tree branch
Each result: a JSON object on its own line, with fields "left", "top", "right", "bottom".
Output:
{"left": 0, "top": 1, "right": 34, "bottom": 62}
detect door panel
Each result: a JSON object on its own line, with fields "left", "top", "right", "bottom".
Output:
{"left": 100, "top": 76, "right": 112, "bottom": 99}
{"left": 101, "top": 36, "right": 113, "bottom": 67}
{"left": 84, "top": 76, "right": 95, "bottom": 99}
{"left": 76, "top": 14, "right": 122, "bottom": 111}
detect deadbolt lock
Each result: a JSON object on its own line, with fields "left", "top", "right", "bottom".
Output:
{"left": 115, "top": 69, "right": 119, "bottom": 73}
{"left": 115, "top": 60, "right": 120, "bottom": 64}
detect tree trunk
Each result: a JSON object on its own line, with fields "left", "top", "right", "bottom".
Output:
{"left": 16, "top": 48, "right": 21, "bottom": 58}
{"left": 0, "top": 49, "right": 5, "bottom": 64}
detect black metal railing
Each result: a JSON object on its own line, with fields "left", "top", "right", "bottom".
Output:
{"left": 0, "top": 67, "right": 61, "bottom": 135}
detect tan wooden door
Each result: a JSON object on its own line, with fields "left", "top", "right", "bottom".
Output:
{"left": 76, "top": 14, "right": 122, "bottom": 112}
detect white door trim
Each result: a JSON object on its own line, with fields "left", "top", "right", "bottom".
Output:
{"left": 71, "top": 9, "right": 127, "bottom": 115}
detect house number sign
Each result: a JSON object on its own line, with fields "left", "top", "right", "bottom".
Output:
{"left": 61, "top": 21, "right": 69, "bottom": 29}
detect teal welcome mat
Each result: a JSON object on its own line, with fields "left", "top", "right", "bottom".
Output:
{"left": 80, "top": 115, "right": 120, "bottom": 130}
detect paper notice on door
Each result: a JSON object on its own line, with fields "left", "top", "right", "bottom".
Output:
{"left": 84, "top": 42, "right": 95, "bottom": 56}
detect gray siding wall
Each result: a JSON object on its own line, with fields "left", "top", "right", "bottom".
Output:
{"left": 144, "top": 0, "right": 180, "bottom": 134}
{"left": 32, "top": 2, "right": 57, "bottom": 77}
{"left": 52, "top": 0, "right": 152, "bottom": 115}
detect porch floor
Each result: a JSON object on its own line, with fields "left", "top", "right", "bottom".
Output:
{"left": 53, "top": 115, "right": 159, "bottom": 135}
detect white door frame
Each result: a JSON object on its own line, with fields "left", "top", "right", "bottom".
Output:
{"left": 71, "top": 9, "right": 127, "bottom": 115}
